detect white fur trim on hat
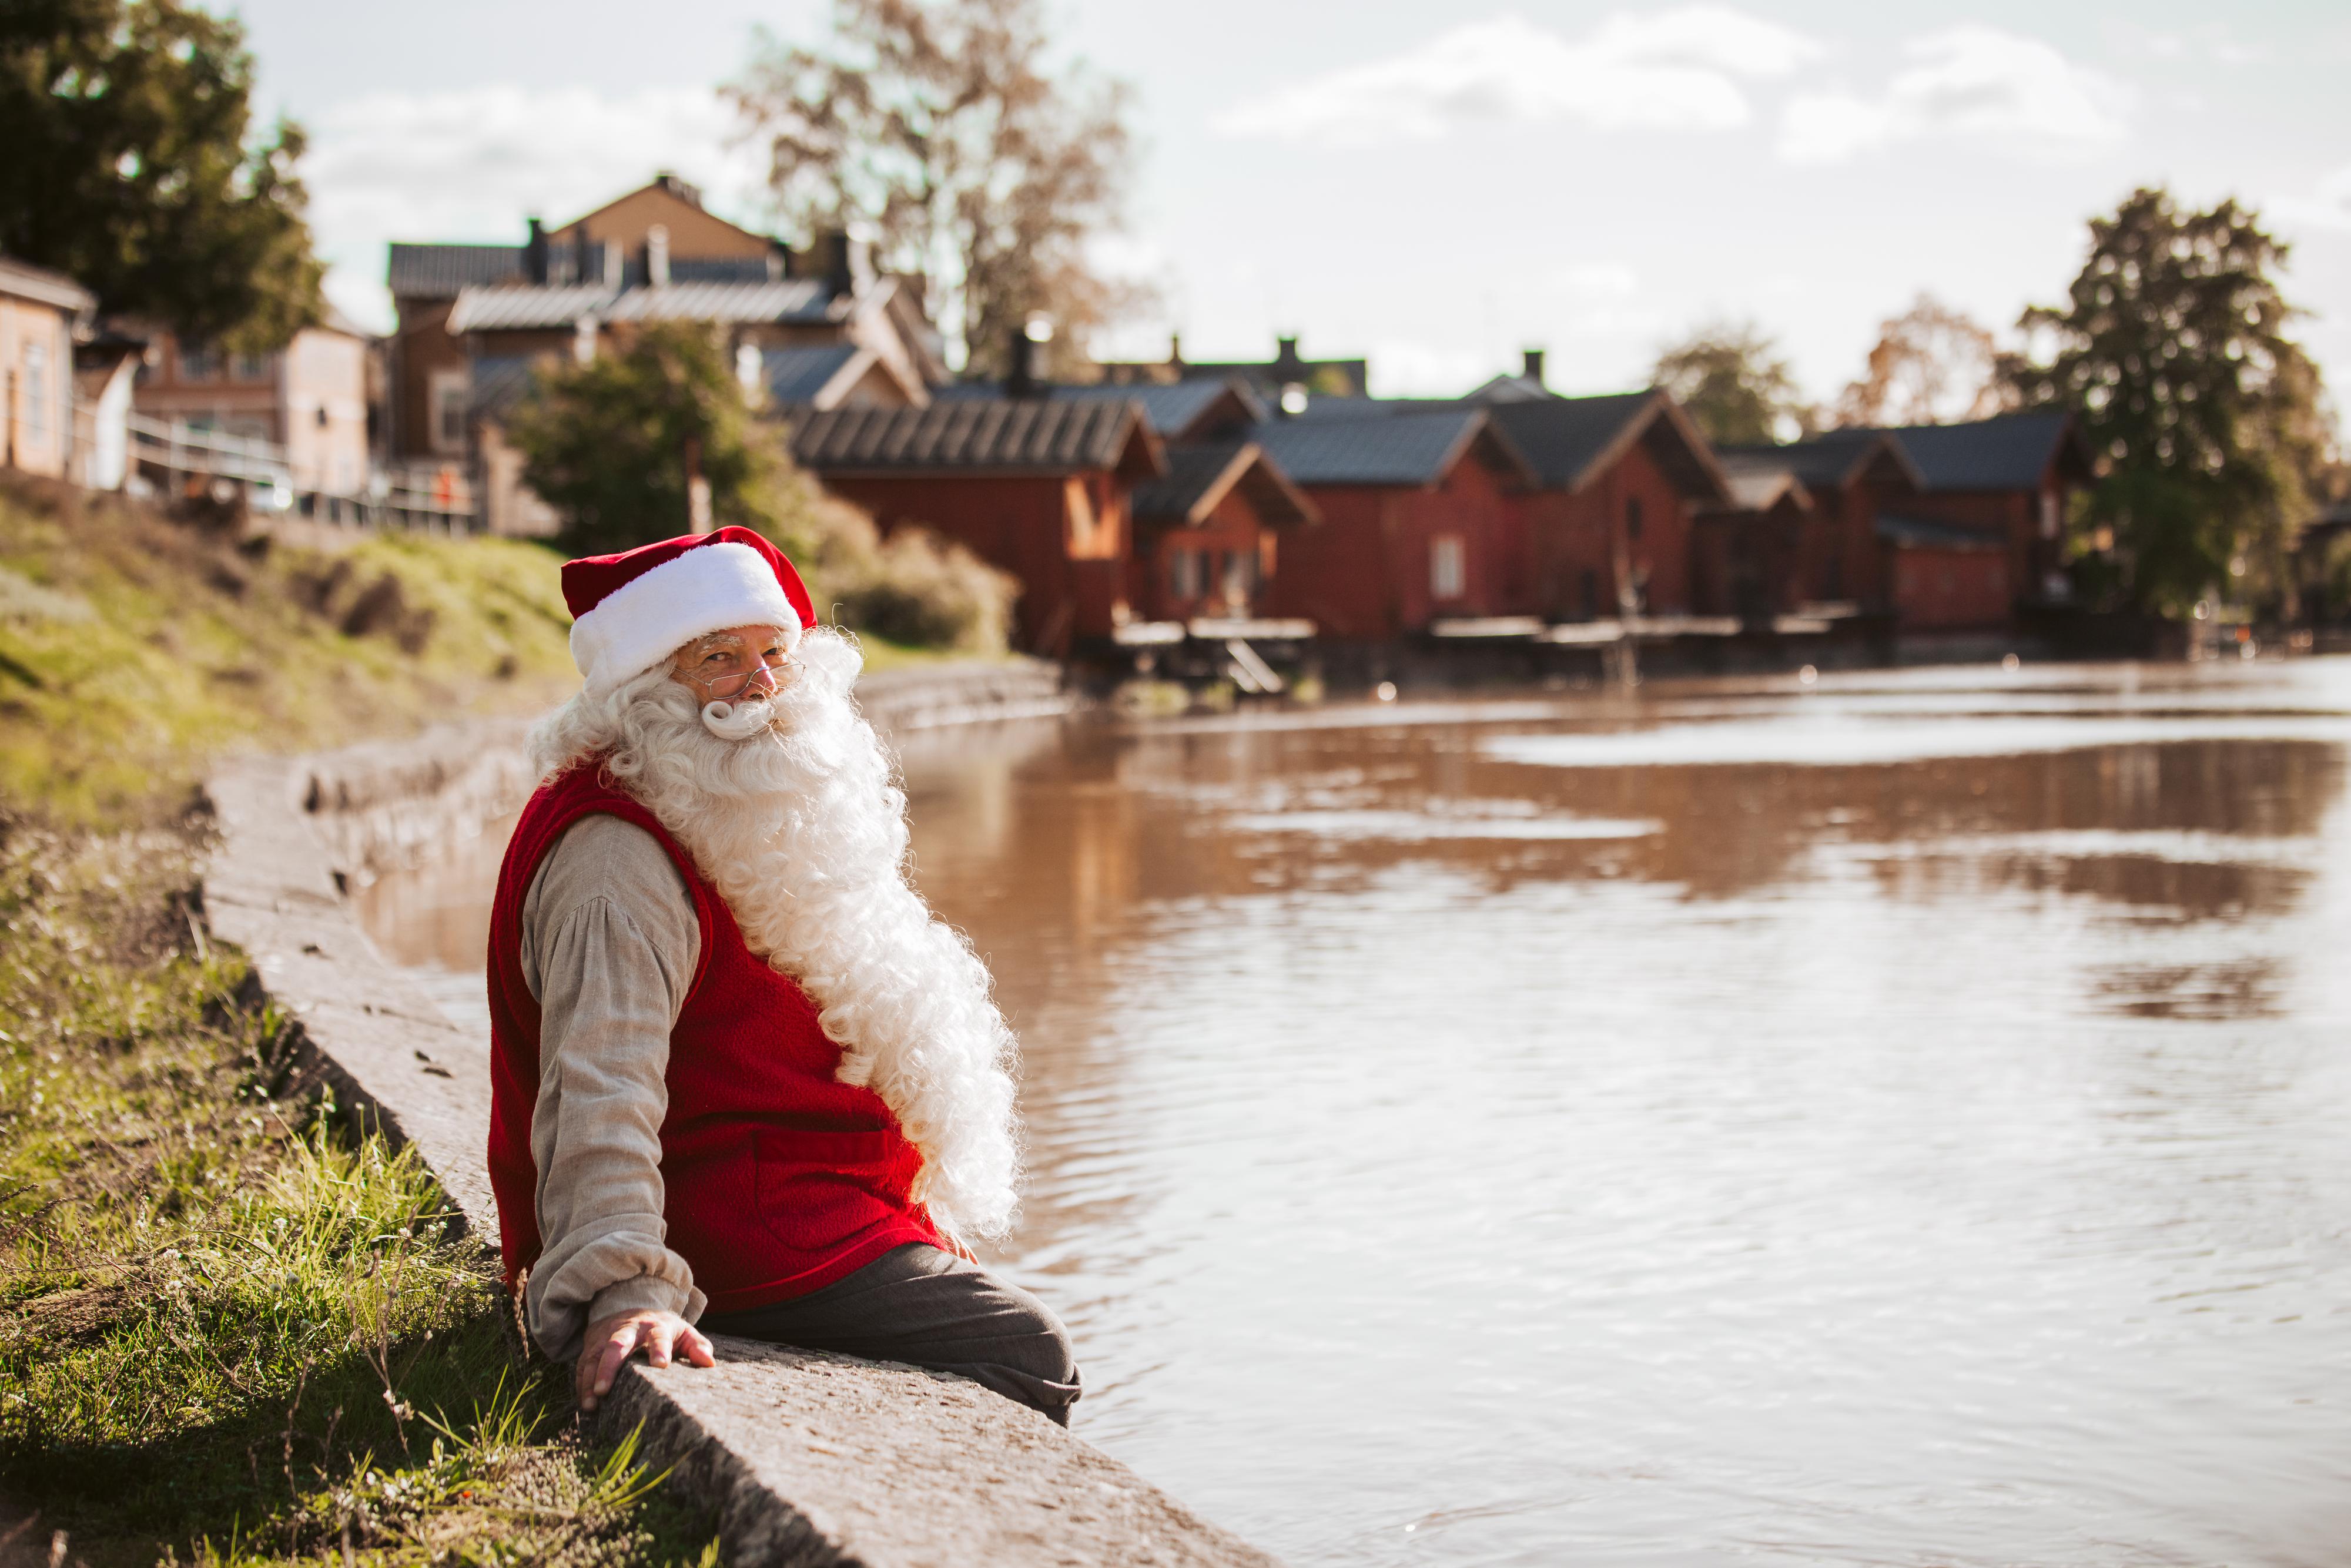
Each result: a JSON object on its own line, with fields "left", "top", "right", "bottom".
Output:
{"left": 568, "top": 540, "right": 803, "bottom": 693}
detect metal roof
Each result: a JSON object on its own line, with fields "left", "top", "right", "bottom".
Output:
{"left": 387, "top": 243, "right": 525, "bottom": 300}
{"left": 1249, "top": 408, "right": 1525, "bottom": 488}
{"left": 1049, "top": 378, "right": 1268, "bottom": 440}
{"left": 1705, "top": 468, "right": 1811, "bottom": 513}
{"left": 445, "top": 278, "right": 838, "bottom": 333}
{"left": 1873, "top": 412, "right": 2086, "bottom": 492}
{"left": 790, "top": 397, "right": 1167, "bottom": 477}
{"left": 1876, "top": 514, "right": 2006, "bottom": 551}
{"left": 1131, "top": 442, "right": 1317, "bottom": 527}
{"left": 1479, "top": 393, "right": 1659, "bottom": 489}
{"left": 762, "top": 344, "right": 862, "bottom": 405}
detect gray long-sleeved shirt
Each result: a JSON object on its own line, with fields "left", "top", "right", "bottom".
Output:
{"left": 519, "top": 813, "right": 707, "bottom": 1361}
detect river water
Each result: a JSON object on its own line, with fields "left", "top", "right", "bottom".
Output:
{"left": 354, "top": 660, "right": 2351, "bottom": 1567}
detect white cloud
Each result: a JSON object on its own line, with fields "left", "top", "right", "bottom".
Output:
{"left": 303, "top": 85, "right": 771, "bottom": 331}
{"left": 1211, "top": 7, "right": 1823, "bottom": 149}
{"left": 2270, "top": 165, "right": 2351, "bottom": 234}
{"left": 1778, "top": 27, "right": 2128, "bottom": 165}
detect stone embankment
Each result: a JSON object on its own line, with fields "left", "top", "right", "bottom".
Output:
{"left": 201, "top": 662, "right": 1276, "bottom": 1567}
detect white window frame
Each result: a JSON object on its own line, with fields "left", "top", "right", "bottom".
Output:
{"left": 21, "top": 341, "right": 48, "bottom": 446}
{"left": 1431, "top": 534, "right": 1466, "bottom": 600}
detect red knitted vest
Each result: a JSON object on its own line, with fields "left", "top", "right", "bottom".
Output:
{"left": 485, "top": 762, "right": 946, "bottom": 1315}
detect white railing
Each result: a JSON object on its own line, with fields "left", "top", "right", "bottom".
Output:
{"left": 119, "top": 411, "right": 479, "bottom": 534}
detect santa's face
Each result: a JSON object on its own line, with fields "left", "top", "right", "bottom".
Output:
{"left": 668, "top": 622, "right": 796, "bottom": 707}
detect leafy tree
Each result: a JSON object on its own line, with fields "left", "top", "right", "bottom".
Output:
{"left": 507, "top": 324, "right": 775, "bottom": 555}
{"left": 726, "top": 0, "right": 1141, "bottom": 376}
{"left": 2002, "top": 186, "right": 2335, "bottom": 617}
{"left": 1651, "top": 321, "right": 1816, "bottom": 445}
{"left": 0, "top": 0, "right": 323, "bottom": 349}
{"left": 1836, "top": 295, "right": 2005, "bottom": 428}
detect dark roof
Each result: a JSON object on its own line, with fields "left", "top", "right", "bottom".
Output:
{"left": 470, "top": 355, "right": 541, "bottom": 420}
{"left": 1876, "top": 514, "right": 2005, "bottom": 551}
{"left": 1463, "top": 373, "right": 1555, "bottom": 404}
{"left": 1719, "top": 429, "right": 1923, "bottom": 492}
{"left": 1049, "top": 378, "right": 1268, "bottom": 440}
{"left": 388, "top": 243, "right": 525, "bottom": 300}
{"left": 790, "top": 398, "right": 1167, "bottom": 479}
{"left": 1872, "top": 411, "right": 2090, "bottom": 492}
{"left": 1483, "top": 393, "right": 1670, "bottom": 490}
{"left": 1131, "top": 442, "right": 1317, "bottom": 528}
{"left": 762, "top": 344, "right": 862, "bottom": 404}
{"left": 1248, "top": 408, "right": 1531, "bottom": 488}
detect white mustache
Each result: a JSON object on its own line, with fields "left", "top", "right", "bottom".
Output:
{"left": 699, "top": 693, "right": 779, "bottom": 741}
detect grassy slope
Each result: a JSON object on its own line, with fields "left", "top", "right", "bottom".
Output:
{"left": 0, "top": 480, "right": 725, "bottom": 1563}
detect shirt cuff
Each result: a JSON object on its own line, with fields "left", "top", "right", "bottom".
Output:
{"left": 586, "top": 1272, "right": 703, "bottom": 1331}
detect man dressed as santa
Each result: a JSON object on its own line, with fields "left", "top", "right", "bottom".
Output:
{"left": 486, "top": 527, "right": 1077, "bottom": 1424}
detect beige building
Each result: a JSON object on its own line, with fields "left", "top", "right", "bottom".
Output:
{"left": 389, "top": 172, "right": 946, "bottom": 534}
{"left": 129, "top": 312, "right": 376, "bottom": 497}
{"left": 1, "top": 255, "right": 94, "bottom": 481}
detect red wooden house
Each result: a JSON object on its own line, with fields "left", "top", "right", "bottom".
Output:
{"left": 1251, "top": 408, "right": 1538, "bottom": 639}
{"left": 1716, "top": 433, "right": 1928, "bottom": 615}
{"left": 1475, "top": 391, "right": 1731, "bottom": 620}
{"left": 1127, "top": 443, "right": 1319, "bottom": 624}
{"left": 789, "top": 398, "right": 1167, "bottom": 656}
{"left": 1691, "top": 466, "right": 1814, "bottom": 623}
{"left": 1870, "top": 412, "right": 2098, "bottom": 609}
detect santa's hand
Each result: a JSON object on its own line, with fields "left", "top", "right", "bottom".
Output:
{"left": 575, "top": 1308, "right": 717, "bottom": 1412}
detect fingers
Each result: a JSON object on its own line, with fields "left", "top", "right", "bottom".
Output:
{"left": 645, "top": 1317, "right": 676, "bottom": 1370}
{"left": 578, "top": 1320, "right": 642, "bottom": 1412}
{"left": 681, "top": 1324, "right": 718, "bottom": 1367}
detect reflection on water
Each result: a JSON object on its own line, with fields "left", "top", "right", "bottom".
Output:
{"left": 357, "top": 661, "right": 2351, "bottom": 1566}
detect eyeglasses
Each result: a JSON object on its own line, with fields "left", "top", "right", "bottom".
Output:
{"left": 701, "top": 655, "right": 788, "bottom": 699}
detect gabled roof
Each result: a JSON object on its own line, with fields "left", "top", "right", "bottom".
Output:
{"left": 763, "top": 344, "right": 862, "bottom": 405}
{"left": 1463, "top": 372, "right": 1554, "bottom": 404}
{"left": 1132, "top": 443, "right": 1318, "bottom": 528}
{"left": 1871, "top": 411, "right": 2094, "bottom": 492}
{"left": 789, "top": 397, "right": 1167, "bottom": 481}
{"left": 1482, "top": 390, "right": 1730, "bottom": 501}
{"left": 1049, "top": 378, "right": 1268, "bottom": 441}
{"left": 1703, "top": 468, "right": 1813, "bottom": 515}
{"left": 388, "top": 243, "right": 525, "bottom": 300}
{"left": 446, "top": 278, "right": 838, "bottom": 333}
{"left": 1248, "top": 408, "right": 1535, "bottom": 488}
{"left": 1718, "top": 429, "right": 1924, "bottom": 492}
{"left": 1876, "top": 514, "right": 2005, "bottom": 551}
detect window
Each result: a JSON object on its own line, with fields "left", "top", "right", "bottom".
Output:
{"left": 1431, "top": 535, "right": 1465, "bottom": 600}
{"left": 2039, "top": 491, "right": 2061, "bottom": 540}
{"left": 1168, "top": 547, "right": 1201, "bottom": 601}
{"left": 1625, "top": 496, "right": 1643, "bottom": 540}
{"left": 428, "top": 370, "right": 470, "bottom": 454}
{"left": 1222, "top": 547, "right": 1256, "bottom": 604}
{"left": 21, "top": 343, "right": 47, "bottom": 445}
{"left": 178, "top": 343, "right": 220, "bottom": 382}
{"left": 232, "top": 351, "right": 270, "bottom": 383}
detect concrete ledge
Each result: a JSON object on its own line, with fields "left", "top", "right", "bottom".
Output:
{"left": 199, "top": 708, "right": 1275, "bottom": 1567}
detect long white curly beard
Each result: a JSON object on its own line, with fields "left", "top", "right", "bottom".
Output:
{"left": 527, "top": 627, "right": 1020, "bottom": 1241}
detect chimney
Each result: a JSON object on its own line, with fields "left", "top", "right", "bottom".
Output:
{"left": 1007, "top": 313, "right": 1053, "bottom": 398}
{"left": 1522, "top": 347, "right": 1545, "bottom": 387}
{"left": 1168, "top": 333, "right": 1184, "bottom": 370}
{"left": 646, "top": 224, "right": 670, "bottom": 288}
{"left": 819, "top": 229, "right": 852, "bottom": 297}
{"left": 524, "top": 217, "right": 548, "bottom": 284}
{"left": 1275, "top": 334, "right": 1301, "bottom": 373}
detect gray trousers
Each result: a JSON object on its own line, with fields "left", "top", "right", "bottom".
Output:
{"left": 701, "top": 1244, "right": 1081, "bottom": 1425}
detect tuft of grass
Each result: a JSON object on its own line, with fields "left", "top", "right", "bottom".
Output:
{"left": 0, "top": 821, "right": 717, "bottom": 1565}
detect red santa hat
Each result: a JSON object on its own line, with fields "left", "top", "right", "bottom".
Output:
{"left": 561, "top": 526, "right": 818, "bottom": 695}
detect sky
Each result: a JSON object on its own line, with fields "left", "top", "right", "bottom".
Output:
{"left": 209, "top": 0, "right": 2351, "bottom": 417}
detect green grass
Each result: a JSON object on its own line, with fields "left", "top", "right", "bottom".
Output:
{"left": 0, "top": 478, "right": 582, "bottom": 829}
{"left": 0, "top": 823, "right": 718, "bottom": 1564}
